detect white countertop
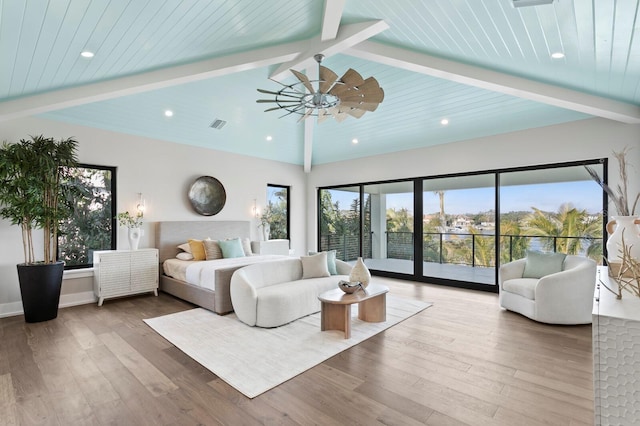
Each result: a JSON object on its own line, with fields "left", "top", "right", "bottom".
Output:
{"left": 594, "top": 266, "right": 640, "bottom": 321}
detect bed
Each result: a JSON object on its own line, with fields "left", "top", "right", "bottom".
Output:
{"left": 155, "top": 220, "right": 287, "bottom": 314}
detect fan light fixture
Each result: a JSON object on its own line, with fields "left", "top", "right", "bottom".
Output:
{"left": 257, "top": 54, "right": 384, "bottom": 123}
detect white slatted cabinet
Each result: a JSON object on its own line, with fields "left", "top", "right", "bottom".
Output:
{"left": 250, "top": 239, "right": 289, "bottom": 256}
{"left": 93, "top": 249, "right": 159, "bottom": 306}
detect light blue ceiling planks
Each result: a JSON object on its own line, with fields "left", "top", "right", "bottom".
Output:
{"left": 2, "top": 0, "right": 638, "bottom": 167}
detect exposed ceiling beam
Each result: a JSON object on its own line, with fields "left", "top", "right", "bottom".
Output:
{"left": 348, "top": 41, "right": 640, "bottom": 124}
{"left": 0, "top": 41, "right": 306, "bottom": 122}
{"left": 302, "top": 62, "right": 319, "bottom": 173}
{"left": 321, "top": 0, "right": 346, "bottom": 41}
{"left": 303, "top": 116, "right": 314, "bottom": 173}
{"left": 269, "top": 20, "right": 389, "bottom": 81}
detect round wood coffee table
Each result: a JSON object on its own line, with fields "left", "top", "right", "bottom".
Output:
{"left": 318, "top": 283, "right": 389, "bottom": 339}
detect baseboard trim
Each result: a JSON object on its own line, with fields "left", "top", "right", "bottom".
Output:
{"left": 0, "top": 291, "right": 97, "bottom": 319}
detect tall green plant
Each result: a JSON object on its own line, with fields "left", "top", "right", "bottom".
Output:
{"left": 0, "top": 135, "right": 79, "bottom": 264}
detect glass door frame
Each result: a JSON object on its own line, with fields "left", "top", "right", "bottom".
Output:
{"left": 317, "top": 157, "right": 608, "bottom": 293}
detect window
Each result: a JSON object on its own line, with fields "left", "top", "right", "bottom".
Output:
{"left": 58, "top": 164, "right": 116, "bottom": 269}
{"left": 265, "top": 184, "right": 289, "bottom": 240}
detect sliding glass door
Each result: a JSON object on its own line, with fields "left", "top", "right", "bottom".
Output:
{"left": 318, "top": 159, "right": 606, "bottom": 291}
{"left": 422, "top": 174, "right": 495, "bottom": 285}
{"left": 364, "top": 181, "right": 415, "bottom": 274}
{"left": 319, "top": 186, "right": 361, "bottom": 261}
{"left": 499, "top": 165, "right": 604, "bottom": 266}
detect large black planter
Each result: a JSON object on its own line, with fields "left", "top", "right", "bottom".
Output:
{"left": 17, "top": 261, "right": 64, "bottom": 323}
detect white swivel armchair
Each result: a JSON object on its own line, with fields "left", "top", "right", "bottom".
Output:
{"left": 499, "top": 254, "right": 597, "bottom": 325}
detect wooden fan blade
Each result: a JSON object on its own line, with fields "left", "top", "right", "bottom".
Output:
{"left": 363, "top": 87, "right": 384, "bottom": 103}
{"left": 297, "top": 108, "right": 314, "bottom": 123}
{"left": 317, "top": 109, "right": 330, "bottom": 124}
{"left": 257, "top": 88, "right": 281, "bottom": 95}
{"left": 357, "top": 77, "right": 380, "bottom": 92}
{"left": 257, "top": 88, "right": 300, "bottom": 98}
{"left": 340, "top": 88, "right": 384, "bottom": 104}
{"left": 319, "top": 66, "right": 338, "bottom": 93}
{"left": 328, "top": 106, "right": 349, "bottom": 123}
{"left": 345, "top": 108, "right": 366, "bottom": 119}
{"left": 328, "top": 83, "right": 349, "bottom": 98}
{"left": 339, "top": 101, "right": 380, "bottom": 112}
{"left": 340, "top": 68, "right": 365, "bottom": 87}
{"left": 256, "top": 99, "right": 301, "bottom": 103}
{"left": 264, "top": 106, "right": 290, "bottom": 112}
{"left": 290, "top": 69, "right": 315, "bottom": 94}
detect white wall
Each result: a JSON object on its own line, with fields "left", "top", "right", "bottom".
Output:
{"left": 0, "top": 117, "right": 307, "bottom": 316}
{"left": 305, "top": 118, "right": 640, "bottom": 250}
{"left": 1, "top": 116, "right": 638, "bottom": 316}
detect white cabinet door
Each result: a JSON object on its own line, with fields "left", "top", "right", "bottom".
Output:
{"left": 131, "top": 249, "right": 158, "bottom": 292}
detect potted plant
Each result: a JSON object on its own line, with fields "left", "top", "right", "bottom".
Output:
{"left": 117, "top": 211, "right": 143, "bottom": 250}
{"left": 586, "top": 147, "right": 640, "bottom": 292}
{"left": 0, "top": 135, "right": 79, "bottom": 322}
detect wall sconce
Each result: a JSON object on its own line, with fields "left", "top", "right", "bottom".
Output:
{"left": 252, "top": 199, "right": 260, "bottom": 218}
{"left": 136, "top": 192, "right": 146, "bottom": 217}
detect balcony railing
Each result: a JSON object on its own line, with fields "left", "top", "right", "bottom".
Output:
{"left": 320, "top": 231, "right": 602, "bottom": 267}
{"left": 390, "top": 231, "right": 601, "bottom": 267}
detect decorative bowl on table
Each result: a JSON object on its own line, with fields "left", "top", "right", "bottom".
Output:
{"left": 338, "top": 280, "right": 364, "bottom": 294}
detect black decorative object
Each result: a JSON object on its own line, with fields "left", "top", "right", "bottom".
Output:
{"left": 188, "top": 176, "right": 226, "bottom": 216}
{"left": 17, "top": 262, "right": 64, "bottom": 322}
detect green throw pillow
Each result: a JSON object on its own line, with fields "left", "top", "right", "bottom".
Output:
{"left": 522, "top": 250, "right": 566, "bottom": 279}
{"left": 218, "top": 238, "right": 245, "bottom": 258}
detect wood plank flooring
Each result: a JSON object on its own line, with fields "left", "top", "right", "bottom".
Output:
{"left": 0, "top": 279, "right": 594, "bottom": 425}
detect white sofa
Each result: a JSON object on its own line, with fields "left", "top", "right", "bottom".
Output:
{"left": 499, "top": 255, "right": 597, "bottom": 324}
{"left": 230, "top": 257, "right": 352, "bottom": 327}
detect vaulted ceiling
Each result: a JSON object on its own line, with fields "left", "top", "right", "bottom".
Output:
{"left": 1, "top": 0, "right": 639, "bottom": 171}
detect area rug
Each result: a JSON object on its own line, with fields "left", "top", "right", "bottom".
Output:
{"left": 144, "top": 295, "right": 431, "bottom": 398}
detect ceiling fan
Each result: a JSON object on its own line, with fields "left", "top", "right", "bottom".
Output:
{"left": 257, "top": 54, "right": 384, "bottom": 123}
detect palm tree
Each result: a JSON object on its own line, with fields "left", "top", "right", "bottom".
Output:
{"left": 468, "top": 226, "right": 495, "bottom": 267}
{"left": 499, "top": 219, "right": 528, "bottom": 264}
{"left": 524, "top": 203, "right": 602, "bottom": 259}
{"left": 434, "top": 190, "right": 446, "bottom": 231}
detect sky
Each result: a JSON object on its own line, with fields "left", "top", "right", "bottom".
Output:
{"left": 327, "top": 180, "right": 603, "bottom": 216}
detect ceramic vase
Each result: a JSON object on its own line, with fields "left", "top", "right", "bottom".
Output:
{"left": 262, "top": 223, "right": 270, "bottom": 241}
{"left": 606, "top": 216, "right": 640, "bottom": 262}
{"left": 128, "top": 227, "right": 141, "bottom": 250}
{"left": 349, "top": 257, "right": 371, "bottom": 287}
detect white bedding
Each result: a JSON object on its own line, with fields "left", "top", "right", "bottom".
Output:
{"left": 163, "top": 255, "right": 287, "bottom": 291}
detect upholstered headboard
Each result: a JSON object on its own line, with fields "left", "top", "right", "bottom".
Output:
{"left": 155, "top": 221, "right": 250, "bottom": 263}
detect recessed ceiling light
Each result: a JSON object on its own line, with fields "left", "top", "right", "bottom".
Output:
{"left": 80, "top": 51, "right": 94, "bottom": 58}
{"left": 164, "top": 110, "right": 173, "bottom": 117}
{"left": 441, "top": 118, "right": 449, "bottom": 125}
{"left": 352, "top": 138, "right": 359, "bottom": 144}
{"left": 266, "top": 136, "right": 273, "bottom": 141}
{"left": 551, "top": 52, "right": 565, "bottom": 59}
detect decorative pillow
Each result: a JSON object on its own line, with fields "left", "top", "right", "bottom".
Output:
{"left": 176, "top": 252, "right": 194, "bottom": 261}
{"left": 301, "top": 252, "right": 330, "bottom": 279}
{"left": 187, "top": 239, "right": 206, "bottom": 261}
{"left": 308, "top": 250, "right": 338, "bottom": 275}
{"left": 218, "top": 238, "right": 245, "bottom": 258}
{"left": 522, "top": 250, "right": 566, "bottom": 279}
{"left": 177, "top": 242, "right": 192, "bottom": 254}
{"left": 203, "top": 239, "right": 223, "bottom": 260}
{"left": 242, "top": 238, "right": 253, "bottom": 256}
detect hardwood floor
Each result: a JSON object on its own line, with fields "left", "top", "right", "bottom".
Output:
{"left": 0, "top": 279, "right": 594, "bottom": 425}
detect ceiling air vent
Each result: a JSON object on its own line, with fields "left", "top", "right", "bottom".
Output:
{"left": 209, "top": 119, "right": 227, "bottom": 130}
{"left": 512, "top": 0, "right": 554, "bottom": 7}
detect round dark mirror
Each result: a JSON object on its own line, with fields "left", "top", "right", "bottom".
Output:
{"left": 188, "top": 176, "right": 226, "bottom": 216}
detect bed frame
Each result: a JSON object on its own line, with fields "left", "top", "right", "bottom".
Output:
{"left": 155, "top": 220, "right": 251, "bottom": 314}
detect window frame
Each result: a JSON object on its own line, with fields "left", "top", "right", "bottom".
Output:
{"left": 318, "top": 158, "right": 607, "bottom": 292}
{"left": 267, "top": 183, "right": 290, "bottom": 241}
{"left": 58, "top": 163, "right": 117, "bottom": 270}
